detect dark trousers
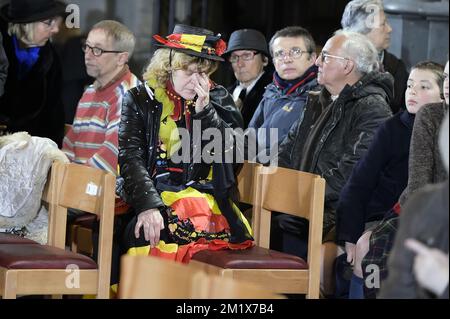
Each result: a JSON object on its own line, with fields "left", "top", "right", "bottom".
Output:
{"left": 270, "top": 212, "right": 309, "bottom": 260}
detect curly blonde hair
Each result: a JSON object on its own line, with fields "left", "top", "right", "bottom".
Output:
{"left": 143, "top": 48, "right": 219, "bottom": 88}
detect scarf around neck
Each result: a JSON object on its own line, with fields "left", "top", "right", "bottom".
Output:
{"left": 273, "top": 64, "right": 318, "bottom": 95}
{"left": 12, "top": 36, "right": 41, "bottom": 80}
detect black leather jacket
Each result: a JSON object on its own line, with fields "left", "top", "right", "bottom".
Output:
{"left": 118, "top": 83, "right": 244, "bottom": 215}
{"left": 279, "top": 71, "right": 394, "bottom": 231}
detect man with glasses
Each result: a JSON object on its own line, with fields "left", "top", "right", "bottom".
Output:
{"left": 62, "top": 20, "right": 140, "bottom": 176}
{"left": 223, "top": 29, "right": 273, "bottom": 128}
{"left": 248, "top": 26, "right": 319, "bottom": 161}
{"left": 274, "top": 30, "right": 392, "bottom": 274}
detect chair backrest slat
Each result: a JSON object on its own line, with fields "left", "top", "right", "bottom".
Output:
{"left": 44, "top": 162, "right": 115, "bottom": 297}
{"left": 259, "top": 166, "right": 321, "bottom": 220}
{"left": 59, "top": 164, "right": 109, "bottom": 215}
{"left": 254, "top": 165, "right": 325, "bottom": 274}
{"left": 237, "top": 161, "right": 260, "bottom": 204}
{"left": 119, "top": 255, "right": 284, "bottom": 299}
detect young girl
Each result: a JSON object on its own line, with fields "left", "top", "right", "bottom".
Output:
{"left": 335, "top": 61, "right": 445, "bottom": 298}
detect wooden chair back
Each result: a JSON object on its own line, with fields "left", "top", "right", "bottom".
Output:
{"left": 0, "top": 162, "right": 115, "bottom": 298}
{"left": 119, "top": 255, "right": 284, "bottom": 299}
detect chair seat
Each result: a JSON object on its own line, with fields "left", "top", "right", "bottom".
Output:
{"left": 192, "top": 246, "right": 308, "bottom": 269}
{"left": 0, "top": 244, "right": 97, "bottom": 270}
{"left": 73, "top": 213, "right": 96, "bottom": 228}
{"left": 0, "top": 233, "right": 39, "bottom": 245}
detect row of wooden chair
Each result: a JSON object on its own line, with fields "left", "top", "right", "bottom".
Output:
{"left": 0, "top": 162, "right": 115, "bottom": 299}
{"left": 119, "top": 254, "right": 284, "bottom": 299}
{"left": 118, "top": 162, "right": 326, "bottom": 299}
{"left": 0, "top": 160, "right": 325, "bottom": 299}
{"left": 188, "top": 162, "right": 326, "bottom": 298}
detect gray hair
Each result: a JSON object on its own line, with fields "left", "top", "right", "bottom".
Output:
{"left": 341, "top": 0, "right": 384, "bottom": 35}
{"left": 91, "top": 20, "right": 136, "bottom": 57}
{"left": 439, "top": 112, "right": 449, "bottom": 173}
{"left": 8, "top": 22, "right": 37, "bottom": 46}
{"left": 334, "top": 30, "right": 379, "bottom": 75}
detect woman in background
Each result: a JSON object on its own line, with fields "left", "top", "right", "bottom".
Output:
{"left": 0, "top": 0, "right": 65, "bottom": 146}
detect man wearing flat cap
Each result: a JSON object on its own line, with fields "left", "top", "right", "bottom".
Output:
{"left": 223, "top": 29, "right": 273, "bottom": 128}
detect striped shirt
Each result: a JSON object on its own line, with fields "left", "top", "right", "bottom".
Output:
{"left": 62, "top": 67, "right": 140, "bottom": 175}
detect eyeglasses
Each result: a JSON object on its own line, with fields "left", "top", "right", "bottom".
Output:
{"left": 318, "top": 51, "right": 350, "bottom": 64}
{"left": 40, "top": 18, "right": 58, "bottom": 28}
{"left": 229, "top": 51, "right": 259, "bottom": 64}
{"left": 273, "top": 47, "right": 311, "bottom": 61}
{"left": 82, "top": 43, "right": 125, "bottom": 57}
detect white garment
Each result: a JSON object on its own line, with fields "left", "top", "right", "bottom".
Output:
{"left": 232, "top": 71, "right": 265, "bottom": 102}
{"left": 0, "top": 132, "right": 68, "bottom": 232}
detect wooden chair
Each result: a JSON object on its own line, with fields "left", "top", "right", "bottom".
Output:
{"left": 119, "top": 255, "right": 284, "bottom": 299}
{"left": 237, "top": 161, "right": 260, "bottom": 205}
{"left": 236, "top": 161, "right": 262, "bottom": 241}
{"left": 190, "top": 165, "right": 325, "bottom": 298}
{"left": 0, "top": 162, "right": 115, "bottom": 299}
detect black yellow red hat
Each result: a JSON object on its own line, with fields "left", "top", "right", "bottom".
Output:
{"left": 153, "top": 24, "right": 227, "bottom": 62}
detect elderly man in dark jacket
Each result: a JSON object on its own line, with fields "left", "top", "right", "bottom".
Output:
{"left": 274, "top": 30, "right": 393, "bottom": 259}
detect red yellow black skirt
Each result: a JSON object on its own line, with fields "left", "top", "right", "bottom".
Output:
{"left": 123, "top": 187, "right": 253, "bottom": 262}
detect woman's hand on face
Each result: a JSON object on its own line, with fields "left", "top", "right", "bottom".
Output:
{"left": 194, "top": 73, "right": 211, "bottom": 112}
{"left": 134, "top": 208, "right": 165, "bottom": 247}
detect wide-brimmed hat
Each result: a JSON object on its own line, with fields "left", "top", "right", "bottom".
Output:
{"left": 0, "top": 0, "right": 66, "bottom": 24}
{"left": 223, "top": 29, "right": 269, "bottom": 57}
{"left": 153, "top": 24, "right": 227, "bottom": 62}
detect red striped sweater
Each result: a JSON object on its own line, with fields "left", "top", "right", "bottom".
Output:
{"left": 62, "top": 68, "right": 140, "bottom": 175}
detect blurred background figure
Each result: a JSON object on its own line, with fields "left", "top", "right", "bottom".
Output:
{"left": 0, "top": 0, "right": 66, "bottom": 146}
{"left": 341, "top": 0, "right": 409, "bottom": 114}
{"left": 52, "top": 18, "right": 93, "bottom": 124}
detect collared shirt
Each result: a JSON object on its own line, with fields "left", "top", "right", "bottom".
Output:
{"left": 93, "top": 65, "right": 130, "bottom": 91}
{"left": 232, "top": 71, "right": 265, "bottom": 102}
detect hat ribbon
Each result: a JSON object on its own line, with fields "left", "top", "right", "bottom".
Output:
{"left": 154, "top": 34, "right": 206, "bottom": 53}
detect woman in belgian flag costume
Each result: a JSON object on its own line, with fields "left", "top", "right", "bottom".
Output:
{"left": 118, "top": 24, "right": 253, "bottom": 270}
